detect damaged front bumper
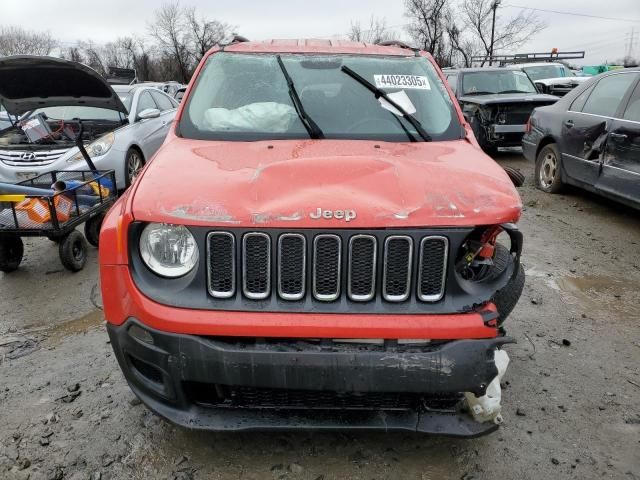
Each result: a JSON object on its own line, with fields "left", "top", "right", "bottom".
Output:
{"left": 108, "top": 318, "right": 513, "bottom": 437}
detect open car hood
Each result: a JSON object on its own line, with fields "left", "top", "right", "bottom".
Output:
{"left": 0, "top": 56, "right": 128, "bottom": 116}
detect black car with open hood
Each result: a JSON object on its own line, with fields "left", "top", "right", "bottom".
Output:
{"left": 443, "top": 67, "right": 558, "bottom": 154}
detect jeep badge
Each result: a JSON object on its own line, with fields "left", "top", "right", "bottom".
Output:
{"left": 310, "top": 208, "right": 357, "bottom": 222}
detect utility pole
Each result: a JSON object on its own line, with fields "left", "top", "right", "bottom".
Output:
{"left": 488, "top": 0, "right": 501, "bottom": 66}
{"left": 626, "top": 27, "right": 636, "bottom": 59}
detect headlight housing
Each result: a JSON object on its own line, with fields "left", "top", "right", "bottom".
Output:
{"left": 68, "top": 132, "right": 115, "bottom": 162}
{"left": 139, "top": 223, "right": 199, "bottom": 278}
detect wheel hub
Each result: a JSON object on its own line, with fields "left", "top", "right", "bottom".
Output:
{"left": 540, "top": 152, "right": 557, "bottom": 188}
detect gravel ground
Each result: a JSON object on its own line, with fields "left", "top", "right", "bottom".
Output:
{"left": 1, "top": 151, "right": 639, "bottom": 480}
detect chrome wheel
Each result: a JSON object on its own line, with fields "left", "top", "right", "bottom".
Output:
{"left": 539, "top": 150, "right": 557, "bottom": 189}
{"left": 127, "top": 151, "right": 143, "bottom": 184}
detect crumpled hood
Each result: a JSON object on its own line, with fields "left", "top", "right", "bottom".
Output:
{"left": 0, "top": 56, "right": 127, "bottom": 116}
{"left": 459, "top": 92, "right": 559, "bottom": 105}
{"left": 132, "top": 138, "right": 522, "bottom": 228}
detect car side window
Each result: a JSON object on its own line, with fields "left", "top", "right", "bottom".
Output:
{"left": 622, "top": 81, "right": 640, "bottom": 122}
{"left": 570, "top": 85, "right": 594, "bottom": 112}
{"left": 446, "top": 74, "right": 457, "bottom": 94}
{"left": 581, "top": 73, "right": 638, "bottom": 118}
{"left": 151, "top": 91, "right": 175, "bottom": 112}
{"left": 137, "top": 91, "right": 157, "bottom": 114}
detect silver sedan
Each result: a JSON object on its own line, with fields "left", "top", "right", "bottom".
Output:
{"left": 0, "top": 85, "right": 177, "bottom": 190}
{"left": 57, "top": 85, "right": 176, "bottom": 189}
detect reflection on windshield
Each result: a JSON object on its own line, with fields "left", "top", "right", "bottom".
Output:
{"left": 461, "top": 71, "right": 537, "bottom": 95}
{"left": 180, "top": 52, "right": 461, "bottom": 142}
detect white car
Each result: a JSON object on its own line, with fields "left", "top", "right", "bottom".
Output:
{"left": 506, "top": 62, "right": 590, "bottom": 97}
{"left": 0, "top": 56, "right": 178, "bottom": 190}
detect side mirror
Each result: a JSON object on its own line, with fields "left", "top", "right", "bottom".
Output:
{"left": 137, "top": 108, "right": 161, "bottom": 121}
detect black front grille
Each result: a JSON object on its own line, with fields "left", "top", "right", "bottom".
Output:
{"left": 206, "top": 230, "right": 449, "bottom": 305}
{"left": 184, "top": 382, "right": 462, "bottom": 412}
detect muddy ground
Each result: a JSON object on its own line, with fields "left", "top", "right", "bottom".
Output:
{"left": 1, "top": 151, "right": 639, "bottom": 480}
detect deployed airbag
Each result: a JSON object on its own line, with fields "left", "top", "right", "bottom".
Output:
{"left": 204, "top": 102, "right": 297, "bottom": 133}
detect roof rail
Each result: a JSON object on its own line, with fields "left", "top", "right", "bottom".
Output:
{"left": 471, "top": 50, "right": 585, "bottom": 66}
{"left": 376, "top": 40, "right": 420, "bottom": 56}
{"left": 231, "top": 35, "right": 249, "bottom": 44}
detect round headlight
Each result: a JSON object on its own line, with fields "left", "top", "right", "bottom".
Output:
{"left": 139, "top": 223, "right": 199, "bottom": 278}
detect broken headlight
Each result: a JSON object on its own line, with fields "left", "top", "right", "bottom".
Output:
{"left": 456, "top": 225, "right": 517, "bottom": 282}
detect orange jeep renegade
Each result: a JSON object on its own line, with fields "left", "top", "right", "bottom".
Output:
{"left": 100, "top": 39, "right": 524, "bottom": 437}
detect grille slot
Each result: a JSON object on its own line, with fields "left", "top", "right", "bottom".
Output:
{"left": 383, "top": 236, "right": 413, "bottom": 302}
{"left": 313, "top": 234, "right": 341, "bottom": 301}
{"left": 207, "top": 232, "right": 236, "bottom": 298}
{"left": 417, "top": 236, "right": 448, "bottom": 302}
{"left": 348, "top": 235, "right": 377, "bottom": 301}
{"left": 242, "top": 233, "right": 271, "bottom": 299}
{"left": 278, "top": 234, "right": 306, "bottom": 300}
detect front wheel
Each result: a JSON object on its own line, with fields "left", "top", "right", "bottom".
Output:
{"left": 125, "top": 148, "right": 145, "bottom": 188}
{"left": 535, "top": 144, "right": 564, "bottom": 193}
{"left": 0, "top": 235, "right": 24, "bottom": 273}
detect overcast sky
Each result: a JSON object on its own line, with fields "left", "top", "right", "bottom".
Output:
{"left": 2, "top": 0, "right": 640, "bottom": 64}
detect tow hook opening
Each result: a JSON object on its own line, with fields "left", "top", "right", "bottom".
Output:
{"left": 464, "top": 349, "right": 510, "bottom": 424}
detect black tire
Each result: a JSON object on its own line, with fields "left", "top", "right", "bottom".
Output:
{"left": 535, "top": 144, "right": 564, "bottom": 193}
{"left": 470, "top": 115, "right": 498, "bottom": 156}
{"left": 0, "top": 235, "right": 24, "bottom": 273}
{"left": 503, "top": 166, "right": 525, "bottom": 187}
{"left": 475, "top": 244, "right": 525, "bottom": 325}
{"left": 124, "top": 147, "right": 145, "bottom": 188}
{"left": 84, "top": 213, "right": 105, "bottom": 247}
{"left": 493, "top": 263, "right": 525, "bottom": 326}
{"left": 59, "top": 231, "right": 87, "bottom": 272}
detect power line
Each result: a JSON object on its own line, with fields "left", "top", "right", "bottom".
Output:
{"left": 504, "top": 4, "right": 640, "bottom": 23}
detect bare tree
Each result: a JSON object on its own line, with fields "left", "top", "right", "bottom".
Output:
{"left": 446, "top": 22, "right": 480, "bottom": 68}
{"left": 0, "top": 26, "right": 56, "bottom": 56}
{"left": 460, "top": 0, "right": 545, "bottom": 65}
{"left": 404, "top": 0, "right": 450, "bottom": 64}
{"left": 185, "top": 6, "right": 232, "bottom": 59}
{"left": 148, "top": 1, "right": 193, "bottom": 83}
{"left": 348, "top": 16, "right": 395, "bottom": 44}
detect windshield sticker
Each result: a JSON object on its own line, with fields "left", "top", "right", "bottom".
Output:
{"left": 379, "top": 90, "right": 417, "bottom": 116}
{"left": 374, "top": 74, "right": 430, "bottom": 90}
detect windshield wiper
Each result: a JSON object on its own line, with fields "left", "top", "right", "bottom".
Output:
{"left": 462, "top": 91, "right": 495, "bottom": 96}
{"left": 498, "top": 90, "right": 532, "bottom": 94}
{"left": 276, "top": 55, "right": 324, "bottom": 139}
{"left": 340, "top": 65, "right": 432, "bottom": 142}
